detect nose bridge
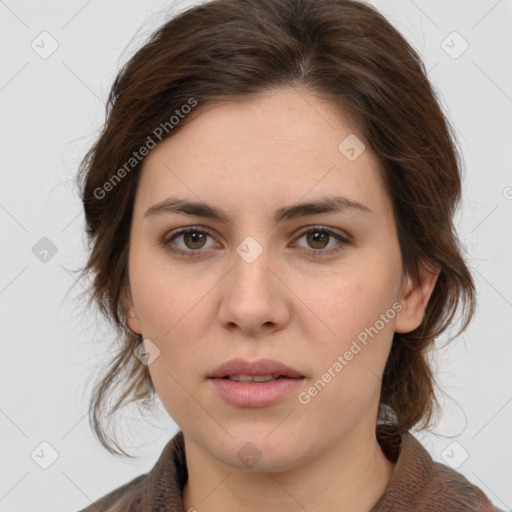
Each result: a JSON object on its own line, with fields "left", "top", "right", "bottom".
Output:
{"left": 218, "top": 233, "right": 289, "bottom": 333}
{"left": 231, "top": 233, "right": 274, "bottom": 295}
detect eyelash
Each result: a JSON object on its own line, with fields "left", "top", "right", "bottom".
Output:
{"left": 162, "top": 225, "right": 351, "bottom": 259}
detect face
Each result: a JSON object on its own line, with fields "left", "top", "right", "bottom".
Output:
{"left": 125, "top": 87, "right": 436, "bottom": 472}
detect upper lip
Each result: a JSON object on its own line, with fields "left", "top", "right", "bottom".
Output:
{"left": 208, "top": 358, "right": 305, "bottom": 379}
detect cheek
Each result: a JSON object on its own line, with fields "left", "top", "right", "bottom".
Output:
{"left": 129, "top": 264, "right": 203, "bottom": 399}
{"left": 302, "top": 281, "right": 396, "bottom": 418}
{"left": 309, "top": 269, "right": 399, "bottom": 339}
{"left": 297, "top": 262, "right": 399, "bottom": 390}
{"left": 130, "top": 248, "right": 209, "bottom": 337}
{"left": 142, "top": 321, "right": 205, "bottom": 427}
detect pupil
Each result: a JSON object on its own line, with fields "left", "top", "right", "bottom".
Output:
{"left": 309, "top": 231, "right": 328, "bottom": 248}
{"left": 186, "top": 232, "right": 205, "bottom": 248}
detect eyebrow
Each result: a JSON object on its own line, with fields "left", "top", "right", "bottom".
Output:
{"left": 144, "top": 195, "right": 371, "bottom": 223}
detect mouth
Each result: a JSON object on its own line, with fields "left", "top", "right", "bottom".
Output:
{"left": 207, "top": 358, "right": 306, "bottom": 407}
{"left": 207, "top": 357, "right": 305, "bottom": 380}
{"left": 215, "top": 374, "right": 300, "bottom": 382}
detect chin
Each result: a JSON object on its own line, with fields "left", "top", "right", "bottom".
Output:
{"left": 215, "top": 426, "right": 310, "bottom": 473}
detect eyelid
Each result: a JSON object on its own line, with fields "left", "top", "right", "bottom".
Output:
{"left": 290, "top": 225, "right": 352, "bottom": 256}
{"left": 293, "top": 224, "right": 352, "bottom": 243}
{"left": 162, "top": 224, "right": 352, "bottom": 257}
{"left": 162, "top": 226, "right": 219, "bottom": 252}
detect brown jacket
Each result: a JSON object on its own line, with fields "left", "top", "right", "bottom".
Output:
{"left": 77, "top": 426, "right": 503, "bottom": 512}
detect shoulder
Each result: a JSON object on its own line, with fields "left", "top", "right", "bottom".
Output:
{"left": 74, "top": 473, "right": 146, "bottom": 512}
{"left": 373, "top": 426, "right": 504, "bottom": 512}
{"left": 400, "top": 432, "right": 502, "bottom": 511}
{"left": 73, "top": 431, "right": 187, "bottom": 512}
{"left": 425, "top": 455, "right": 502, "bottom": 511}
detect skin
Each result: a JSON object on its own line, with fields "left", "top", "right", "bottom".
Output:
{"left": 124, "top": 87, "right": 439, "bottom": 512}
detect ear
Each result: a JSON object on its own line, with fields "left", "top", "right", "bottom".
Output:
{"left": 119, "top": 282, "right": 142, "bottom": 336}
{"left": 394, "top": 259, "right": 440, "bottom": 334}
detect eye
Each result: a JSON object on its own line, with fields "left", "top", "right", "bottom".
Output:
{"left": 163, "top": 227, "right": 219, "bottom": 257}
{"left": 293, "top": 226, "right": 351, "bottom": 256}
{"left": 162, "top": 225, "right": 351, "bottom": 258}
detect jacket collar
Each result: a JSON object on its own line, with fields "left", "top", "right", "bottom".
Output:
{"left": 140, "top": 426, "right": 499, "bottom": 512}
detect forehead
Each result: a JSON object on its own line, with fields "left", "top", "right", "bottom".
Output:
{"left": 135, "top": 88, "right": 390, "bottom": 217}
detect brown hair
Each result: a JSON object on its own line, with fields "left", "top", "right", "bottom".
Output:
{"left": 74, "top": 0, "right": 475, "bottom": 457}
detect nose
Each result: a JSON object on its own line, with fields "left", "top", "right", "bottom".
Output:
{"left": 217, "top": 242, "right": 291, "bottom": 337}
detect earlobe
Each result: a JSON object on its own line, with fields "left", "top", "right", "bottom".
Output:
{"left": 126, "top": 311, "right": 142, "bottom": 336}
{"left": 120, "top": 285, "right": 142, "bottom": 335}
{"left": 394, "top": 260, "right": 440, "bottom": 334}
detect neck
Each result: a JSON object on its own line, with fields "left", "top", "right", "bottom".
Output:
{"left": 182, "top": 424, "right": 396, "bottom": 512}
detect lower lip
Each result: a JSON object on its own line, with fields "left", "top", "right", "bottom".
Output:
{"left": 208, "top": 377, "right": 305, "bottom": 407}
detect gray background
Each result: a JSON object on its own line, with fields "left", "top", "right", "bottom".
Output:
{"left": 0, "top": 0, "right": 511, "bottom": 511}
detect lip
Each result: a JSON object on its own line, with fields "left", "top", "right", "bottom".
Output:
{"left": 207, "top": 358, "right": 305, "bottom": 408}
{"left": 207, "top": 358, "right": 304, "bottom": 379}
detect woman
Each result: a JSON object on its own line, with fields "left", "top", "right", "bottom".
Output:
{"left": 75, "top": 0, "right": 503, "bottom": 510}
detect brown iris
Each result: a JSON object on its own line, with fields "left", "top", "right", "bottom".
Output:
{"left": 183, "top": 232, "right": 207, "bottom": 250}
{"left": 306, "top": 231, "right": 330, "bottom": 249}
